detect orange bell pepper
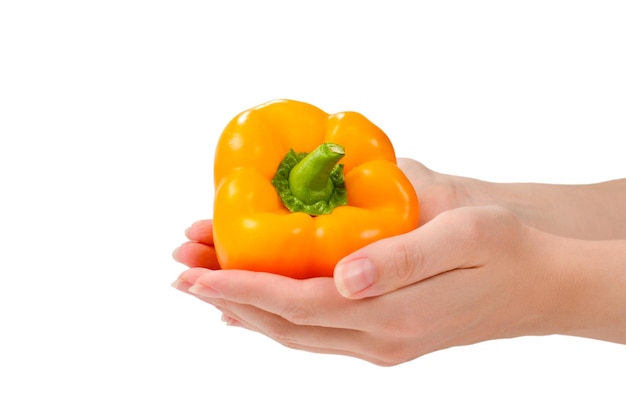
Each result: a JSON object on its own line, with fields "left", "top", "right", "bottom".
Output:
{"left": 213, "top": 99, "right": 419, "bottom": 279}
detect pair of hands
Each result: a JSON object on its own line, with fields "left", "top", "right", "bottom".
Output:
{"left": 172, "top": 159, "right": 571, "bottom": 366}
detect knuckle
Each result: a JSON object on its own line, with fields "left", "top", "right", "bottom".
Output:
{"left": 279, "top": 303, "right": 313, "bottom": 326}
{"left": 463, "top": 206, "right": 521, "bottom": 245}
{"left": 443, "top": 206, "right": 495, "bottom": 242}
{"left": 387, "top": 240, "right": 421, "bottom": 287}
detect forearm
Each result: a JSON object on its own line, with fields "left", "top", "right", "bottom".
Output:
{"left": 553, "top": 237, "right": 626, "bottom": 344}
{"left": 482, "top": 179, "right": 626, "bottom": 239}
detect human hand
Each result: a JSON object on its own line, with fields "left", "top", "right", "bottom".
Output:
{"left": 172, "top": 219, "right": 220, "bottom": 270}
{"left": 394, "top": 158, "right": 494, "bottom": 225}
{"left": 173, "top": 206, "right": 581, "bottom": 365}
{"left": 398, "top": 159, "right": 626, "bottom": 240}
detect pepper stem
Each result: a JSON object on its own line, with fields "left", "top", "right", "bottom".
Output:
{"left": 288, "top": 143, "right": 345, "bottom": 205}
{"left": 271, "top": 143, "right": 348, "bottom": 216}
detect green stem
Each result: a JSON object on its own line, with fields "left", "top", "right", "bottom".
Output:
{"left": 271, "top": 143, "right": 348, "bottom": 216}
{"left": 288, "top": 143, "right": 345, "bottom": 205}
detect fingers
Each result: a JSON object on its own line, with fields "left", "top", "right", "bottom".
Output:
{"left": 185, "top": 219, "right": 214, "bottom": 243}
{"left": 187, "top": 269, "right": 388, "bottom": 331}
{"left": 176, "top": 267, "right": 209, "bottom": 286}
{"left": 212, "top": 302, "right": 390, "bottom": 365}
{"left": 173, "top": 219, "right": 220, "bottom": 269}
{"left": 334, "top": 206, "right": 506, "bottom": 299}
{"left": 172, "top": 267, "right": 217, "bottom": 302}
{"left": 396, "top": 158, "right": 434, "bottom": 184}
{"left": 174, "top": 268, "right": 398, "bottom": 364}
{"left": 193, "top": 283, "right": 409, "bottom": 366}
{"left": 173, "top": 241, "right": 220, "bottom": 269}
{"left": 189, "top": 270, "right": 347, "bottom": 325}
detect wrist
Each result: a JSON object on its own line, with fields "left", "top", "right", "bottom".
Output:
{"left": 556, "top": 239, "right": 626, "bottom": 344}
{"left": 479, "top": 181, "right": 590, "bottom": 238}
{"left": 480, "top": 180, "right": 626, "bottom": 239}
{"left": 517, "top": 233, "right": 626, "bottom": 344}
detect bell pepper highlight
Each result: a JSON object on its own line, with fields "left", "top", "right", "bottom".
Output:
{"left": 212, "top": 99, "right": 419, "bottom": 279}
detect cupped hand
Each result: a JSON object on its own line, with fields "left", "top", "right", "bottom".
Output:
{"left": 173, "top": 206, "right": 572, "bottom": 366}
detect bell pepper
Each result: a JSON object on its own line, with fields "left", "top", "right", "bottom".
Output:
{"left": 213, "top": 99, "right": 419, "bottom": 279}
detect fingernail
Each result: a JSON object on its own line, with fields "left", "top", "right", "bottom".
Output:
{"left": 189, "top": 284, "right": 222, "bottom": 298}
{"left": 171, "top": 278, "right": 186, "bottom": 290}
{"left": 334, "top": 258, "right": 375, "bottom": 297}
{"left": 172, "top": 247, "right": 180, "bottom": 260}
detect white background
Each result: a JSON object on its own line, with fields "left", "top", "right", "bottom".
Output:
{"left": 1, "top": 1, "right": 625, "bottom": 417}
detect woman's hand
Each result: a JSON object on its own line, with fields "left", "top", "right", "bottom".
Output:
{"left": 172, "top": 219, "right": 220, "bottom": 270}
{"left": 398, "top": 159, "right": 626, "bottom": 239}
{"left": 173, "top": 206, "right": 626, "bottom": 366}
{"left": 172, "top": 160, "right": 626, "bottom": 365}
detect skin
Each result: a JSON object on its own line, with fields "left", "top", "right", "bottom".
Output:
{"left": 172, "top": 159, "right": 626, "bottom": 366}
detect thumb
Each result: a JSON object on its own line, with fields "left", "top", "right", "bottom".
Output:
{"left": 333, "top": 207, "right": 488, "bottom": 299}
